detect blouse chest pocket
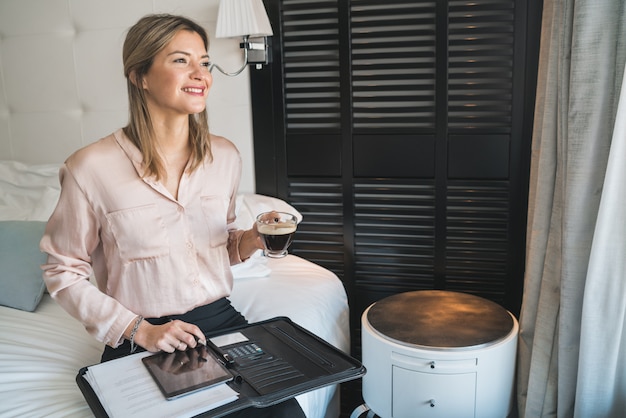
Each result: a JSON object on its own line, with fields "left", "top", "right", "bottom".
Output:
{"left": 105, "top": 204, "right": 170, "bottom": 262}
{"left": 200, "top": 196, "right": 229, "bottom": 248}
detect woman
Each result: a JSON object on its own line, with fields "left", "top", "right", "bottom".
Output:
{"left": 40, "top": 14, "right": 305, "bottom": 418}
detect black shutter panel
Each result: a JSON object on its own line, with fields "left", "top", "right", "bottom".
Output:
{"left": 278, "top": 1, "right": 348, "bottom": 273}
{"left": 253, "top": 1, "right": 540, "bottom": 415}
{"left": 253, "top": 0, "right": 538, "bottom": 369}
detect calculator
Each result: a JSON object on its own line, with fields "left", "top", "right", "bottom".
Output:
{"left": 225, "top": 342, "right": 266, "bottom": 363}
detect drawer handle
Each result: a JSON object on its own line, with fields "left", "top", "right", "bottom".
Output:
{"left": 430, "top": 361, "right": 436, "bottom": 369}
{"left": 430, "top": 399, "right": 436, "bottom": 407}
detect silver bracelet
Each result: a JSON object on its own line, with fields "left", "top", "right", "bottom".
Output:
{"left": 129, "top": 315, "right": 143, "bottom": 353}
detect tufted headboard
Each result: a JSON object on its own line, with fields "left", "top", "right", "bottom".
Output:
{"left": 0, "top": 0, "right": 257, "bottom": 192}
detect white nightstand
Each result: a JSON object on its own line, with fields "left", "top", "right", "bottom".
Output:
{"left": 355, "top": 290, "right": 518, "bottom": 418}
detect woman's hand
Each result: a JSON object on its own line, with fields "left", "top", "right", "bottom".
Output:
{"left": 129, "top": 319, "right": 206, "bottom": 353}
{"left": 237, "top": 223, "right": 265, "bottom": 260}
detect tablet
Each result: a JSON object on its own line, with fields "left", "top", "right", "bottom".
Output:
{"left": 142, "top": 345, "right": 233, "bottom": 400}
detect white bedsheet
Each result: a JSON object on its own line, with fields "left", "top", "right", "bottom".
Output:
{"left": 0, "top": 295, "right": 104, "bottom": 418}
{"left": 0, "top": 254, "right": 349, "bottom": 418}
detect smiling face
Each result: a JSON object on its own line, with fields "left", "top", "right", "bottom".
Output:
{"left": 141, "top": 29, "right": 213, "bottom": 121}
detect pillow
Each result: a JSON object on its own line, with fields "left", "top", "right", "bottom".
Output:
{"left": 0, "top": 221, "right": 48, "bottom": 311}
{"left": 0, "top": 160, "right": 61, "bottom": 221}
{"left": 235, "top": 193, "right": 303, "bottom": 229}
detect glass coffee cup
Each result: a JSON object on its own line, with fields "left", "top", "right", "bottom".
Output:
{"left": 256, "top": 211, "right": 298, "bottom": 258}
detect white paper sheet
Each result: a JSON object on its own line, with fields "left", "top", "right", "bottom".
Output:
{"left": 83, "top": 352, "right": 239, "bottom": 418}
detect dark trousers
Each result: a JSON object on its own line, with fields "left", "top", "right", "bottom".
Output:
{"left": 101, "top": 298, "right": 305, "bottom": 418}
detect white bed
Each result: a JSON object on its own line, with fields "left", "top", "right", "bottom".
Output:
{"left": 0, "top": 160, "right": 350, "bottom": 418}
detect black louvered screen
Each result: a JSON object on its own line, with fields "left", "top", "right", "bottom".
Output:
{"left": 279, "top": 1, "right": 347, "bottom": 276}
{"left": 254, "top": 0, "right": 535, "bottom": 310}
{"left": 282, "top": 1, "right": 342, "bottom": 131}
{"left": 254, "top": 0, "right": 536, "bottom": 313}
{"left": 445, "top": 180, "right": 510, "bottom": 299}
{"left": 352, "top": 180, "right": 437, "bottom": 314}
{"left": 286, "top": 179, "right": 346, "bottom": 275}
{"left": 448, "top": 0, "right": 515, "bottom": 131}
{"left": 252, "top": 5, "right": 539, "bottom": 413}
{"left": 350, "top": 1, "right": 437, "bottom": 131}
{"left": 253, "top": 1, "right": 540, "bottom": 415}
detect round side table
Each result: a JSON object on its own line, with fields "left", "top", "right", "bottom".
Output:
{"left": 356, "top": 290, "right": 518, "bottom": 418}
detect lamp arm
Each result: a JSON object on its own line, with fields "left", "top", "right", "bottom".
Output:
{"left": 209, "top": 37, "right": 249, "bottom": 77}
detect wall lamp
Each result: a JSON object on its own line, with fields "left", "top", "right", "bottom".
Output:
{"left": 211, "top": 0, "right": 273, "bottom": 76}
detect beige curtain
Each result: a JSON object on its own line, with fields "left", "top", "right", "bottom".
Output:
{"left": 516, "top": 0, "right": 626, "bottom": 417}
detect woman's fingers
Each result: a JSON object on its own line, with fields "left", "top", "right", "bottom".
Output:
{"left": 140, "top": 319, "right": 206, "bottom": 353}
{"left": 166, "top": 320, "right": 205, "bottom": 350}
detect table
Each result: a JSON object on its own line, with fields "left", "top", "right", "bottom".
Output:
{"left": 355, "top": 290, "right": 518, "bottom": 418}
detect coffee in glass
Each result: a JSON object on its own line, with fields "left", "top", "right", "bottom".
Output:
{"left": 256, "top": 211, "right": 298, "bottom": 258}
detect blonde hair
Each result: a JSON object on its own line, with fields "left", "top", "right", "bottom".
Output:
{"left": 122, "top": 14, "right": 212, "bottom": 180}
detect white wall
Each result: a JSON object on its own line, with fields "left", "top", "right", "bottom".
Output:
{"left": 0, "top": 0, "right": 258, "bottom": 192}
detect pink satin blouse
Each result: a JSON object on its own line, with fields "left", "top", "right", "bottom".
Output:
{"left": 40, "top": 129, "right": 245, "bottom": 347}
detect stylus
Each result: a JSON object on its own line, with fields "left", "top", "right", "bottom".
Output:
{"left": 200, "top": 337, "right": 235, "bottom": 367}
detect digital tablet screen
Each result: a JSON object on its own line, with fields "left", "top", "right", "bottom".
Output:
{"left": 142, "top": 345, "right": 233, "bottom": 400}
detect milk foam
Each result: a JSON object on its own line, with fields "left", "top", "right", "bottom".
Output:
{"left": 257, "top": 223, "right": 297, "bottom": 235}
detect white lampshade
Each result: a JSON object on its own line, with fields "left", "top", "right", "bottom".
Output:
{"left": 215, "top": 0, "right": 273, "bottom": 38}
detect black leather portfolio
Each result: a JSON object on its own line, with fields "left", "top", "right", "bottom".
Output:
{"left": 76, "top": 317, "right": 366, "bottom": 417}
